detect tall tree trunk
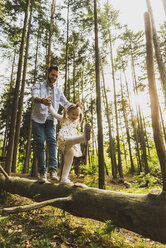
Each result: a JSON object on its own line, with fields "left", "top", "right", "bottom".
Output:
{"left": 144, "top": 12, "right": 166, "bottom": 191}
{"left": 100, "top": 60, "right": 117, "bottom": 179}
{"left": 64, "top": 0, "right": 70, "bottom": 97}
{"left": 146, "top": 0, "right": 166, "bottom": 102}
{"left": 5, "top": 0, "right": 30, "bottom": 175}
{"left": 90, "top": 92, "right": 95, "bottom": 164}
{"left": 142, "top": 116, "right": 151, "bottom": 156}
{"left": 109, "top": 32, "right": 123, "bottom": 178}
{"left": 47, "top": 0, "right": 55, "bottom": 68}
{"left": 12, "top": 7, "right": 32, "bottom": 172}
{"left": 10, "top": 50, "right": 16, "bottom": 87}
{"left": 162, "top": 0, "right": 166, "bottom": 16}
{"left": 28, "top": 24, "right": 42, "bottom": 173}
{"left": 94, "top": 0, "right": 105, "bottom": 189}
{"left": 2, "top": 120, "right": 9, "bottom": 156}
{"left": 31, "top": 149, "right": 38, "bottom": 178}
{"left": 159, "top": 105, "right": 166, "bottom": 143}
{"left": 72, "top": 53, "right": 76, "bottom": 103}
{"left": 138, "top": 107, "right": 149, "bottom": 174}
{"left": 130, "top": 47, "right": 148, "bottom": 173}
{"left": 3, "top": 50, "right": 16, "bottom": 156}
{"left": 124, "top": 71, "right": 142, "bottom": 172}
{"left": 119, "top": 117, "right": 128, "bottom": 168}
{"left": 120, "top": 75, "right": 135, "bottom": 173}
{"left": 23, "top": 108, "right": 32, "bottom": 174}
{"left": 80, "top": 69, "right": 89, "bottom": 166}
{"left": 34, "top": 26, "right": 40, "bottom": 83}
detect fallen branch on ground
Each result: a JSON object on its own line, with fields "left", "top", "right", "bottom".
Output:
{"left": 0, "top": 165, "right": 9, "bottom": 179}
{"left": 0, "top": 195, "right": 72, "bottom": 215}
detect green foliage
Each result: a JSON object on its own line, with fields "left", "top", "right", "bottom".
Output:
{"left": 36, "top": 238, "right": 52, "bottom": 248}
{"left": 101, "top": 220, "right": 117, "bottom": 235}
{"left": 139, "top": 173, "right": 159, "bottom": 187}
{"left": 131, "top": 172, "right": 160, "bottom": 190}
{"left": 0, "top": 215, "right": 9, "bottom": 223}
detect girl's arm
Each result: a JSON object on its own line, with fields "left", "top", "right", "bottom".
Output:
{"left": 48, "top": 105, "right": 63, "bottom": 121}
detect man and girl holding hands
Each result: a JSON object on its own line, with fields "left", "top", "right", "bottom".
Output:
{"left": 32, "top": 65, "right": 91, "bottom": 184}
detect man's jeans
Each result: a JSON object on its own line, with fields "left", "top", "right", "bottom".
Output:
{"left": 32, "top": 120, "right": 57, "bottom": 175}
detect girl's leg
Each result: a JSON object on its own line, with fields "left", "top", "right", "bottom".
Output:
{"left": 61, "top": 124, "right": 91, "bottom": 183}
{"left": 65, "top": 135, "right": 84, "bottom": 151}
{"left": 61, "top": 148, "right": 74, "bottom": 182}
{"left": 65, "top": 123, "right": 91, "bottom": 151}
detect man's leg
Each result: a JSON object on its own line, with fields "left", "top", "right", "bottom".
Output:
{"left": 32, "top": 120, "right": 46, "bottom": 175}
{"left": 45, "top": 120, "right": 58, "bottom": 178}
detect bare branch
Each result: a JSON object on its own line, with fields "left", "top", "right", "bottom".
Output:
{"left": 0, "top": 195, "right": 72, "bottom": 215}
{"left": 0, "top": 165, "right": 9, "bottom": 179}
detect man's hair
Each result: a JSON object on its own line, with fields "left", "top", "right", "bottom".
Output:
{"left": 48, "top": 65, "right": 59, "bottom": 73}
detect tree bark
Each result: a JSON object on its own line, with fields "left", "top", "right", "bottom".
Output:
{"left": 120, "top": 76, "right": 135, "bottom": 173}
{"left": 0, "top": 175, "right": 166, "bottom": 244}
{"left": 12, "top": 6, "right": 32, "bottom": 172}
{"left": 5, "top": 0, "right": 30, "bottom": 175}
{"left": 130, "top": 42, "right": 148, "bottom": 173}
{"left": 94, "top": 0, "right": 105, "bottom": 189}
{"left": 159, "top": 104, "right": 166, "bottom": 143}
{"left": 64, "top": 0, "right": 70, "bottom": 98}
{"left": 137, "top": 106, "right": 149, "bottom": 174}
{"left": 123, "top": 71, "right": 142, "bottom": 171}
{"left": 31, "top": 150, "right": 38, "bottom": 178}
{"left": 23, "top": 109, "right": 32, "bottom": 174}
{"left": 146, "top": 0, "right": 166, "bottom": 102}
{"left": 47, "top": 0, "right": 55, "bottom": 68}
{"left": 144, "top": 12, "right": 166, "bottom": 191}
{"left": 100, "top": 59, "right": 117, "bottom": 178}
{"left": 109, "top": 32, "right": 123, "bottom": 178}
{"left": 2, "top": 119, "right": 9, "bottom": 157}
{"left": 162, "top": 0, "right": 166, "bottom": 15}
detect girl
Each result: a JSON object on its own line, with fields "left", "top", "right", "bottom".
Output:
{"left": 48, "top": 103, "right": 91, "bottom": 184}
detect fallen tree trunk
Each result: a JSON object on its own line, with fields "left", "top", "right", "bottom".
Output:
{"left": 0, "top": 175, "right": 166, "bottom": 244}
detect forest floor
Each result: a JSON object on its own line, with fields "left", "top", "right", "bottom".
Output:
{"left": 0, "top": 173, "right": 166, "bottom": 248}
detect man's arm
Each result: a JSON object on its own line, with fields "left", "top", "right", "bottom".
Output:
{"left": 60, "top": 91, "right": 71, "bottom": 108}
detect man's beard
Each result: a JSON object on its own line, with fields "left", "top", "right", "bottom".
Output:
{"left": 48, "top": 76, "right": 55, "bottom": 84}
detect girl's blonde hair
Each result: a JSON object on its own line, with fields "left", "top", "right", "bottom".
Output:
{"left": 63, "top": 102, "right": 84, "bottom": 123}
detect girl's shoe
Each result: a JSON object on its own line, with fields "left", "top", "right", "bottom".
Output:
{"left": 60, "top": 177, "right": 73, "bottom": 184}
{"left": 84, "top": 123, "right": 91, "bottom": 141}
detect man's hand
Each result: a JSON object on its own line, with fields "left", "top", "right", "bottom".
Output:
{"left": 35, "top": 96, "right": 52, "bottom": 106}
{"left": 42, "top": 96, "right": 52, "bottom": 106}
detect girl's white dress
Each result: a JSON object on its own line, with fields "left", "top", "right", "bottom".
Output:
{"left": 58, "top": 118, "right": 82, "bottom": 157}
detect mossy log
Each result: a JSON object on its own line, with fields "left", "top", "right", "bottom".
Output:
{"left": 0, "top": 174, "right": 166, "bottom": 244}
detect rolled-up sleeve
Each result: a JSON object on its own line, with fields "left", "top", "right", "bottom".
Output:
{"left": 60, "top": 91, "right": 71, "bottom": 108}
{"left": 32, "top": 83, "right": 40, "bottom": 100}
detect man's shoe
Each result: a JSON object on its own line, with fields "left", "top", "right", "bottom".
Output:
{"left": 50, "top": 170, "right": 59, "bottom": 181}
{"left": 60, "top": 177, "right": 73, "bottom": 184}
{"left": 39, "top": 173, "right": 47, "bottom": 183}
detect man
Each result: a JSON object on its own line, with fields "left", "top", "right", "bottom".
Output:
{"left": 32, "top": 65, "right": 71, "bottom": 183}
